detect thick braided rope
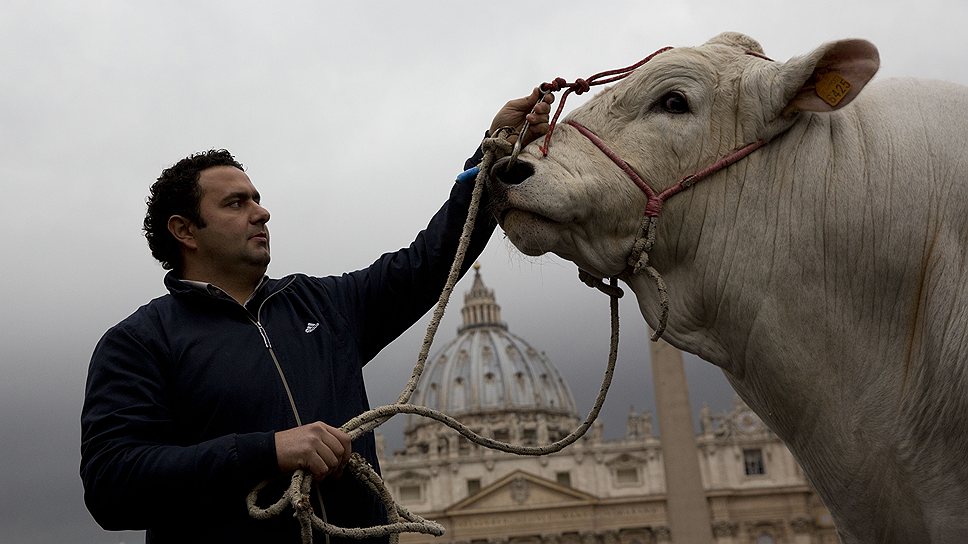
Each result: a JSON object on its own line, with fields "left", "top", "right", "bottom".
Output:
{"left": 626, "top": 216, "right": 669, "bottom": 341}
{"left": 248, "top": 285, "right": 622, "bottom": 543}
{"left": 247, "top": 133, "right": 624, "bottom": 543}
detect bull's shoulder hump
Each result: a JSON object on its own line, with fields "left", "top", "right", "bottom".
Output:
{"left": 861, "top": 77, "right": 968, "bottom": 102}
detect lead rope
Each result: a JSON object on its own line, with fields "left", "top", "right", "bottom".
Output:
{"left": 247, "top": 129, "right": 625, "bottom": 544}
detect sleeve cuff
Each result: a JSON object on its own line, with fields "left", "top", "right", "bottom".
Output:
{"left": 234, "top": 431, "right": 279, "bottom": 483}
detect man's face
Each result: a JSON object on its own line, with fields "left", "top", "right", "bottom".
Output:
{"left": 191, "top": 165, "right": 271, "bottom": 274}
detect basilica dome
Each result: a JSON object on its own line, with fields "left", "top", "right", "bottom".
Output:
{"left": 405, "top": 264, "right": 579, "bottom": 439}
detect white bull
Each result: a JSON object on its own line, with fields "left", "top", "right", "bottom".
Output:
{"left": 488, "top": 32, "right": 968, "bottom": 543}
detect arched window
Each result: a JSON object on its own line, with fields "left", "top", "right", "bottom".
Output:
{"left": 755, "top": 533, "right": 775, "bottom": 544}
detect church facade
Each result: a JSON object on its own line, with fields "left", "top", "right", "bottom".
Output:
{"left": 378, "top": 265, "right": 838, "bottom": 544}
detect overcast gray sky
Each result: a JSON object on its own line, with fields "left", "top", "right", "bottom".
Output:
{"left": 2, "top": 1, "right": 966, "bottom": 542}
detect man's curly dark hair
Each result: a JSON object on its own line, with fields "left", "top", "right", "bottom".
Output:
{"left": 143, "top": 149, "right": 244, "bottom": 271}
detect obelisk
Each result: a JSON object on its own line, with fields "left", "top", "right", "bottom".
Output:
{"left": 650, "top": 338, "right": 714, "bottom": 543}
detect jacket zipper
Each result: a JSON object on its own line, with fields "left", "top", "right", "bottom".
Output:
{"left": 247, "top": 277, "right": 303, "bottom": 426}
{"left": 246, "top": 278, "right": 331, "bottom": 540}
{"left": 253, "top": 321, "right": 303, "bottom": 427}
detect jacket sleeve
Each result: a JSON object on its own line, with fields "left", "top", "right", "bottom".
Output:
{"left": 80, "top": 320, "right": 279, "bottom": 530}
{"left": 335, "top": 151, "right": 497, "bottom": 363}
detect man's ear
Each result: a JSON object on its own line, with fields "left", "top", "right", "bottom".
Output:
{"left": 777, "top": 39, "right": 880, "bottom": 116}
{"left": 167, "top": 215, "right": 199, "bottom": 251}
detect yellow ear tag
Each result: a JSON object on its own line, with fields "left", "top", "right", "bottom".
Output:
{"left": 815, "top": 72, "right": 852, "bottom": 107}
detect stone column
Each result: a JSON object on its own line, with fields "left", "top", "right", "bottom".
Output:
{"left": 541, "top": 533, "right": 561, "bottom": 544}
{"left": 650, "top": 339, "right": 714, "bottom": 544}
{"left": 652, "top": 526, "right": 672, "bottom": 544}
{"left": 790, "top": 517, "right": 814, "bottom": 544}
{"left": 711, "top": 521, "right": 738, "bottom": 544}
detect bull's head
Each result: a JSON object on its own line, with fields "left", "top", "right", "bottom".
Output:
{"left": 488, "top": 32, "right": 878, "bottom": 287}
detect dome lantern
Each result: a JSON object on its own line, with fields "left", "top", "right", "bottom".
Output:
{"left": 459, "top": 262, "right": 507, "bottom": 332}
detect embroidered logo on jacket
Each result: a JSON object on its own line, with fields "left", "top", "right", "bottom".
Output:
{"left": 305, "top": 323, "right": 319, "bottom": 333}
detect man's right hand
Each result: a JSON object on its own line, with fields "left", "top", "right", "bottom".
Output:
{"left": 275, "top": 422, "right": 352, "bottom": 480}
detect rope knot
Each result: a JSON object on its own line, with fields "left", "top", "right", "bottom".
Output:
{"left": 629, "top": 250, "right": 650, "bottom": 275}
{"left": 295, "top": 493, "right": 313, "bottom": 513}
{"left": 577, "top": 269, "right": 624, "bottom": 299}
{"left": 482, "top": 134, "right": 513, "bottom": 158}
{"left": 644, "top": 198, "right": 664, "bottom": 217}
{"left": 542, "top": 77, "right": 567, "bottom": 92}
{"left": 573, "top": 78, "right": 590, "bottom": 94}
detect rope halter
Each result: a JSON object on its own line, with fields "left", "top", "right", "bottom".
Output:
{"left": 531, "top": 47, "right": 772, "bottom": 340}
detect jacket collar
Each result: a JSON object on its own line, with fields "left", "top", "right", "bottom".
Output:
{"left": 164, "top": 271, "right": 289, "bottom": 306}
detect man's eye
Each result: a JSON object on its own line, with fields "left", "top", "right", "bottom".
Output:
{"left": 228, "top": 201, "right": 241, "bottom": 208}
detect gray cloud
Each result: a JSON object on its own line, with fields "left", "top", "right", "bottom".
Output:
{"left": 2, "top": 1, "right": 966, "bottom": 541}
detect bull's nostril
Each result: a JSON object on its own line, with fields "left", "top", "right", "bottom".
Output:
{"left": 490, "top": 157, "right": 535, "bottom": 186}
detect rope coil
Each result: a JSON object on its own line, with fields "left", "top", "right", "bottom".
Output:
{"left": 247, "top": 131, "right": 625, "bottom": 544}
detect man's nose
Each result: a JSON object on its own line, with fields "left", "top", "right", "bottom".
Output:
{"left": 252, "top": 203, "right": 270, "bottom": 224}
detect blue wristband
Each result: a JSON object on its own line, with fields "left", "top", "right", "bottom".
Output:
{"left": 456, "top": 165, "right": 480, "bottom": 184}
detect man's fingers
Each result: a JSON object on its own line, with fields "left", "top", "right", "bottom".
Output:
{"left": 317, "top": 429, "right": 345, "bottom": 463}
{"left": 523, "top": 88, "right": 554, "bottom": 112}
{"left": 305, "top": 452, "right": 330, "bottom": 480}
{"left": 276, "top": 422, "right": 353, "bottom": 480}
{"left": 316, "top": 437, "right": 341, "bottom": 466}
{"left": 519, "top": 87, "right": 542, "bottom": 109}
{"left": 527, "top": 122, "right": 550, "bottom": 137}
{"left": 336, "top": 429, "right": 352, "bottom": 465}
{"left": 509, "top": 88, "right": 544, "bottom": 113}
{"left": 490, "top": 88, "right": 556, "bottom": 140}
{"left": 317, "top": 422, "right": 352, "bottom": 465}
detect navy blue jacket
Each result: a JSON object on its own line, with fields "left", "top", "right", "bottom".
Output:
{"left": 80, "top": 158, "right": 494, "bottom": 543}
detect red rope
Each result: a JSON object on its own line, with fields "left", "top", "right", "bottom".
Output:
{"left": 565, "top": 120, "right": 655, "bottom": 199}
{"left": 567, "top": 120, "right": 766, "bottom": 218}
{"left": 539, "top": 47, "right": 673, "bottom": 156}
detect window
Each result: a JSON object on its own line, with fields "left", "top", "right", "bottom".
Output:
{"left": 466, "top": 478, "right": 481, "bottom": 496}
{"left": 522, "top": 428, "right": 537, "bottom": 445}
{"left": 555, "top": 471, "right": 572, "bottom": 487}
{"left": 615, "top": 467, "right": 639, "bottom": 484}
{"left": 398, "top": 484, "right": 422, "bottom": 502}
{"left": 755, "top": 533, "right": 775, "bottom": 544}
{"left": 744, "top": 448, "right": 766, "bottom": 476}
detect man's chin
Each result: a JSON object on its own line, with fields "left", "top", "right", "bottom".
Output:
{"left": 244, "top": 252, "right": 271, "bottom": 270}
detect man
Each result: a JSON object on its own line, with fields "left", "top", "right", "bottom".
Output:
{"left": 81, "top": 89, "right": 553, "bottom": 543}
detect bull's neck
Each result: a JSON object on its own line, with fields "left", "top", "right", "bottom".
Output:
{"left": 623, "top": 108, "right": 965, "bottom": 542}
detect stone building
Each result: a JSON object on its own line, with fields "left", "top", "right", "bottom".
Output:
{"left": 378, "top": 265, "right": 837, "bottom": 544}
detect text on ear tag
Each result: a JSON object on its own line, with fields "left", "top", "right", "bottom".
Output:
{"left": 816, "top": 72, "right": 852, "bottom": 107}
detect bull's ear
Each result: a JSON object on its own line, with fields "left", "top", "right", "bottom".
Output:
{"left": 778, "top": 39, "right": 879, "bottom": 115}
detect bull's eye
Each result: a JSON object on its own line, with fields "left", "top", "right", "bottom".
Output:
{"left": 660, "top": 91, "right": 689, "bottom": 114}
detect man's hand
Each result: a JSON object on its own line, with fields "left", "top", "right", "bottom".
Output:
{"left": 275, "top": 422, "right": 352, "bottom": 480}
{"left": 489, "top": 87, "right": 555, "bottom": 148}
